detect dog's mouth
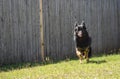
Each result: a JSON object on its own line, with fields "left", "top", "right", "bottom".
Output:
{"left": 77, "top": 31, "right": 83, "bottom": 37}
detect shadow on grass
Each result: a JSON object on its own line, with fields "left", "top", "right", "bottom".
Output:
{"left": 0, "top": 58, "right": 107, "bottom": 72}
{"left": 0, "top": 61, "right": 60, "bottom": 72}
{"left": 0, "top": 56, "right": 70, "bottom": 72}
{"left": 0, "top": 62, "right": 42, "bottom": 72}
{"left": 0, "top": 59, "right": 107, "bottom": 72}
{"left": 71, "top": 57, "right": 107, "bottom": 64}
{"left": 88, "top": 60, "right": 107, "bottom": 64}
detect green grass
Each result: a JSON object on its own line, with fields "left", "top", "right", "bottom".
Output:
{"left": 0, "top": 54, "right": 120, "bottom": 79}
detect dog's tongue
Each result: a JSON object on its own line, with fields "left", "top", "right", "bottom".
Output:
{"left": 78, "top": 31, "right": 82, "bottom": 37}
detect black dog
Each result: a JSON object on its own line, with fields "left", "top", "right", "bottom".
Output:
{"left": 74, "top": 21, "right": 91, "bottom": 63}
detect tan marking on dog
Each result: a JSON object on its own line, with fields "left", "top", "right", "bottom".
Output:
{"left": 76, "top": 46, "right": 90, "bottom": 63}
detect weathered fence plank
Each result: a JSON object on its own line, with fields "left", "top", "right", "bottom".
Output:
{"left": 0, "top": 0, "right": 3, "bottom": 65}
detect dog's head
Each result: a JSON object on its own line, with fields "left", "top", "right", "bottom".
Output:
{"left": 74, "top": 21, "right": 88, "bottom": 38}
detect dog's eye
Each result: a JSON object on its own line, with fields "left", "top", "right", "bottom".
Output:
{"left": 75, "top": 29, "right": 78, "bottom": 32}
{"left": 75, "top": 27, "right": 78, "bottom": 31}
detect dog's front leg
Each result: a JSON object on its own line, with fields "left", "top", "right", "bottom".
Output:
{"left": 76, "top": 48, "right": 83, "bottom": 63}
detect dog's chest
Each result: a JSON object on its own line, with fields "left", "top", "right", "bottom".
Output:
{"left": 76, "top": 36, "right": 90, "bottom": 48}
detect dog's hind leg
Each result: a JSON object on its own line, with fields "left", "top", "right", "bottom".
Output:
{"left": 88, "top": 47, "right": 92, "bottom": 58}
{"left": 85, "top": 47, "right": 89, "bottom": 63}
{"left": 86, "top": 52, "right": 89, "bottom": 63}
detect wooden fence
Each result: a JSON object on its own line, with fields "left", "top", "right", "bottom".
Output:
{"left": 0, "top": 0, "right": 120, "bottom": 65}
{"left": 0, "top": 0, "right": 41, "bottom": 65}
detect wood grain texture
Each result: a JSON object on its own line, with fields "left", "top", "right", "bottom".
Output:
{"left": 0, "top": 0, "right": 41, "bottom": 65}
{"left": 0, "top": 0, "right": 120, "bottom": 65}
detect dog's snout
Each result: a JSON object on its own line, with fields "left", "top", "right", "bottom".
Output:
{"left": 78, "top": 31, "right": 83, "bottom": 37}
{"left": 79, "top": 31, "right": 82, "bottom": 34}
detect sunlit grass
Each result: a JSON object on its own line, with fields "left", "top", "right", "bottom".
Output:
{"left": 0, "top": 54, "right": 120, "bottom": 79}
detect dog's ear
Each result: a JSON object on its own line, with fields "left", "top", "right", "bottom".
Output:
{"left": 81, "top": 21, "right": 86, "bottom": 29}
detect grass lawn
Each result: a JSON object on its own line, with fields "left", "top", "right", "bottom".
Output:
{"left": 0, "top": 54, "right": 120, "bottom": 79}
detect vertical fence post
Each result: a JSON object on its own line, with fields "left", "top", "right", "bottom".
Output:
{"left": 39, "top": 0, "right": 45, "bottom": 62}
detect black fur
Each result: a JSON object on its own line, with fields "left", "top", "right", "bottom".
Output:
{"left": 74, "top": 21, "right": 92, "bottom": 58}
